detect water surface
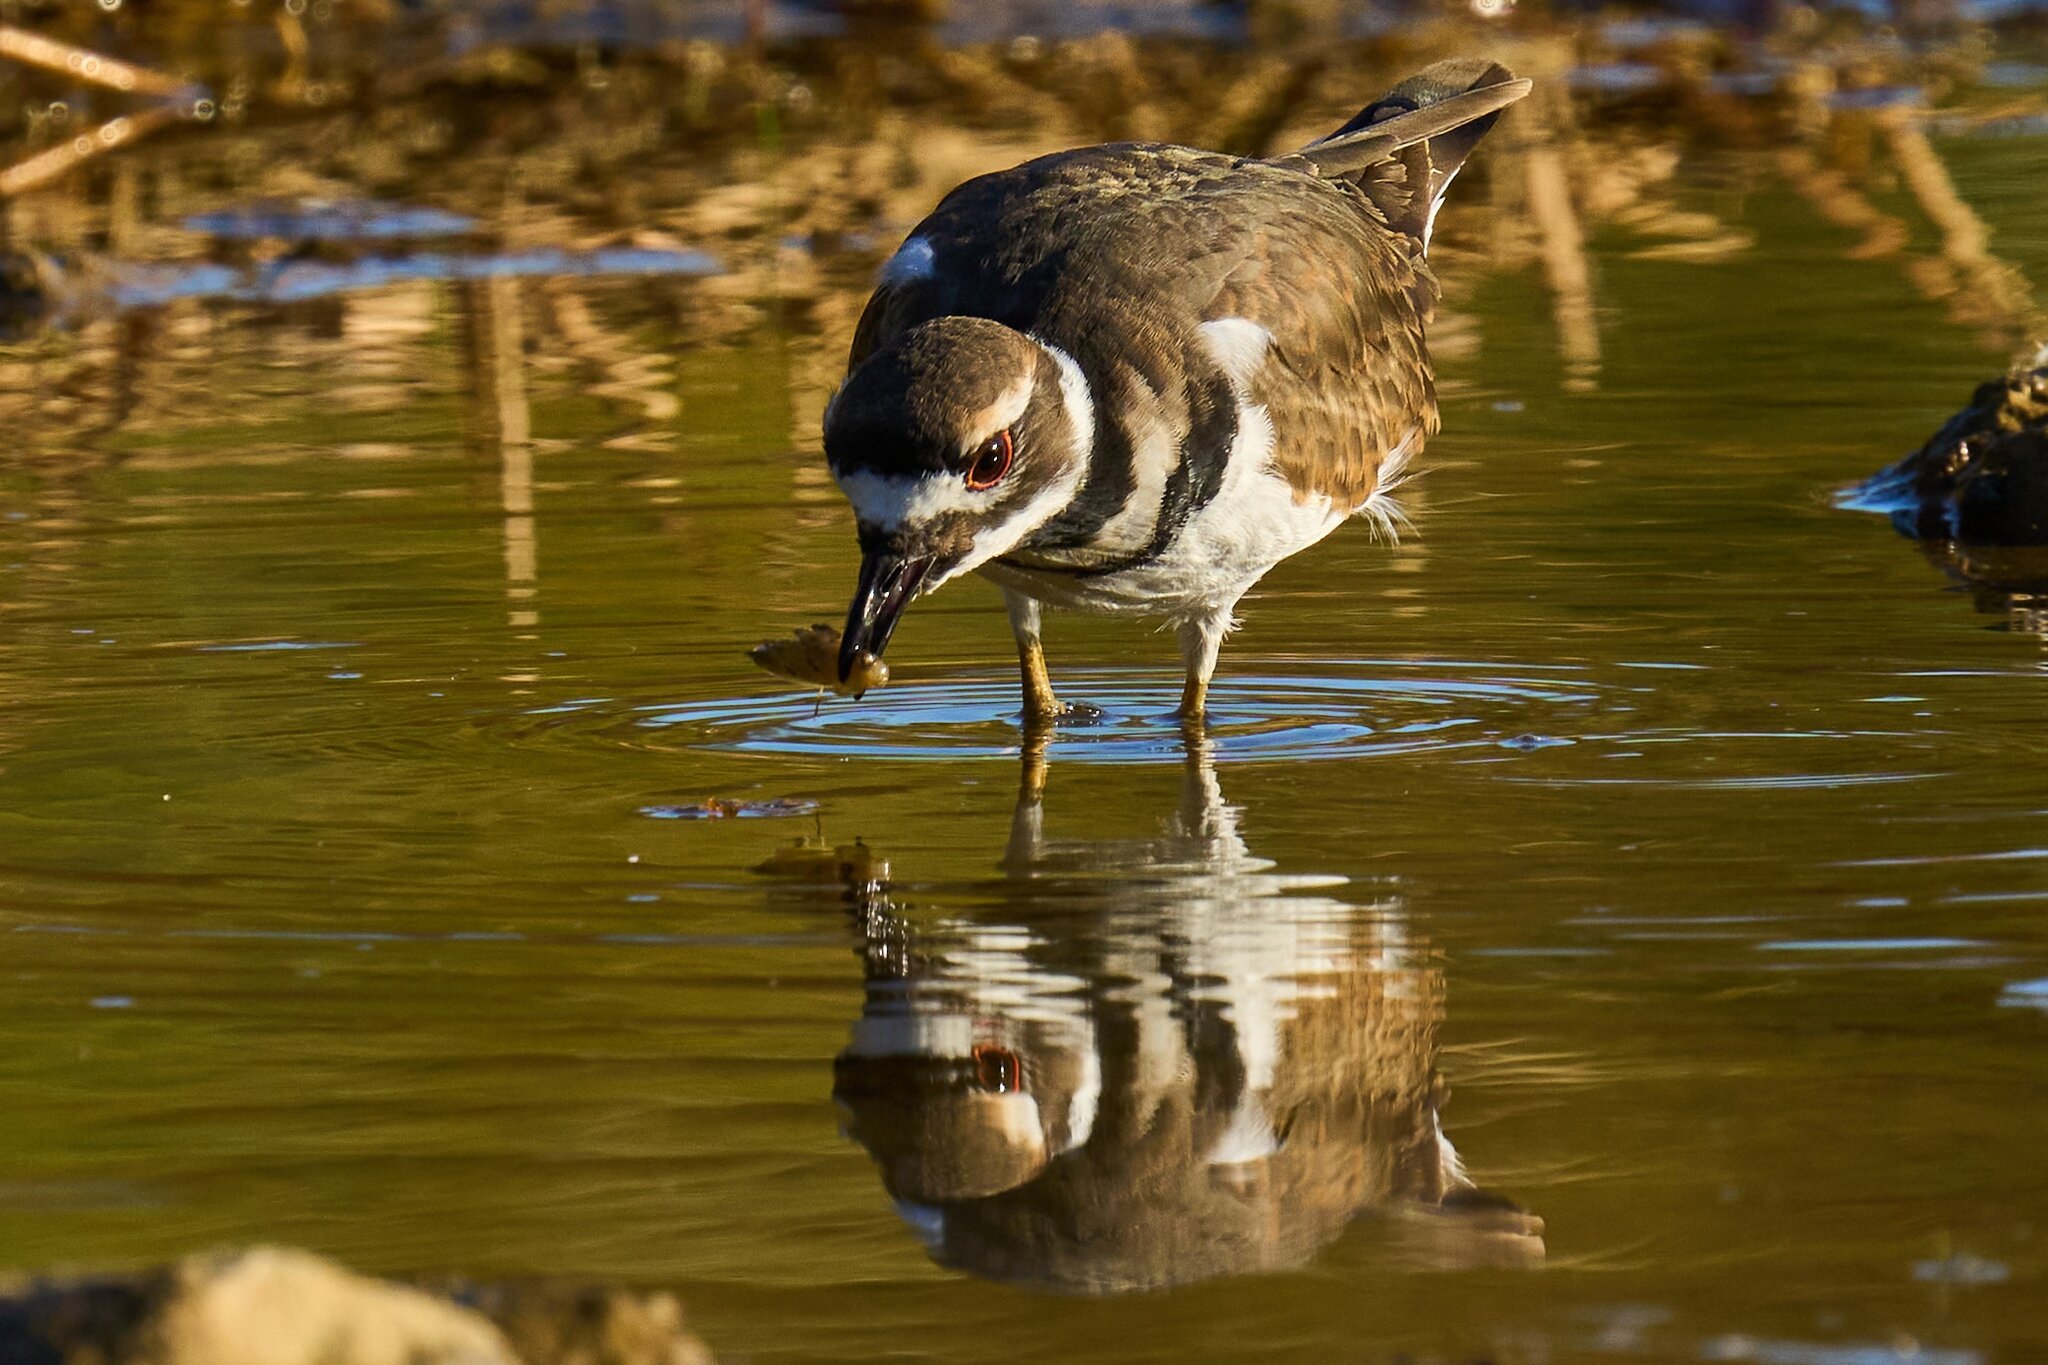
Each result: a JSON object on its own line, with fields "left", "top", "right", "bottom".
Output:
{"left": 3, "top": 26, "right": 2048, "bottom": 1365}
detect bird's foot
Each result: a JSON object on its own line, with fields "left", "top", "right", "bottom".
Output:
{"left": 1021, "top": 698, "right": 1105, "bottom": 727}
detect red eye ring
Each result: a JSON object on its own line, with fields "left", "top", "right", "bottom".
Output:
{"left": 971, "top": 1043, "right": 1022, "bottom": 1094}
{"left": 965, "top": 429, "right": 1014, "bottom": 491}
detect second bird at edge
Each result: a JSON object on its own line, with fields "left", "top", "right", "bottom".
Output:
{"left": 821, "top": 58, "right": 1532, "bottom": 723}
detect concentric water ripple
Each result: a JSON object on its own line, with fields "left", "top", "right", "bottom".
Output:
{"left": 547, "top": 664, "right": 1608, "bottom": 764}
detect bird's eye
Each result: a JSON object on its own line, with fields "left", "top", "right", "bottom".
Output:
{"left": 971, "top": 1043, "right": 1022, "bottom": 1094}
{"left": 965, "top": 429, "right": 1014, "bottom": 491}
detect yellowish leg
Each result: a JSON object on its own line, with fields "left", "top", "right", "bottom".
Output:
{"left": 1002, "top": 727, "right": 1051, "bottom": 872}
{"left": 1004, "top": 589, "right": 1066, "bottom": 723}
{"left": 1174, "top": 606, "right": 1233, "bottom": 725}
{"left": 1019, "top": 725, "right": 1051, "bottom": 803}
{"left": 1020, "top": 633, "right": 1063, "bottom": 721}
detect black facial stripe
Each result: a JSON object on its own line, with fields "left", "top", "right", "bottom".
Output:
{"left": 828, "top": 422, "right": 955, "bottom": 479}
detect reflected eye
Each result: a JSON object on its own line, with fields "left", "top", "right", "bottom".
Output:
{"left": 971, "top": 1043, "right": 1021, "bottom": 1093}
{"left": 965, "top": 429, "right": 1014, "bottom": 491}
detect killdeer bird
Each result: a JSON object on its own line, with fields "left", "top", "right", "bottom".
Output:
{"left": 825, "top": 59, "right": 1530, "bottom": 720}
{"left": 831, "top": 746, "right": 1543, "bottom": 1290}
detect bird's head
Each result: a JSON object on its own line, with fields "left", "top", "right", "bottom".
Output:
{"left": 824, "top": 316, "right": 1093, "bottom": 682}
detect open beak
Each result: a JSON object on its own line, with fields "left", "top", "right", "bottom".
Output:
{"left": 840, "top": 551, "right": 935, "bottom": 683}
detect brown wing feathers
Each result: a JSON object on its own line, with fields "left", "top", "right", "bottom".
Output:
{"left": 1232, "top": 60, "right": 1526, "bottom": 508}
{"left": 842, "top": 61, "right": 1527, "bottom": 525}
{"left": 1278, "top": 60, "right": 1530, "bottom": 246}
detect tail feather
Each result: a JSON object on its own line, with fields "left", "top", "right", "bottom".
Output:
{"left": 1278, "top": 59, "right": 1530, "bottom": 251}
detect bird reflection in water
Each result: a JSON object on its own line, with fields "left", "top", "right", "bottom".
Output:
{"left": 1916, "top": 542, "right": 2048, "bottom": 637}
{"left": 824, "top": 740, "right": 1542, "bottom": 1293}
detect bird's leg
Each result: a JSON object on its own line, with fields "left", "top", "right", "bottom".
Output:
{"left": 1175, "top": 604, "right": 1236, "bottom": 724}
{"left": 1003, "top": 727, "right": 1051, "bottom": 872}
{"left": 1004, "top": 589, "right": 1066, "bottom": 723}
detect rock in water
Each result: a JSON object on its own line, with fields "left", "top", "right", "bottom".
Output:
{"left": 0, "top": 1247, "right": 513, "bottom": 1365}
{"left": 463, "top": 1280, "right": 716, "bottom": 1365}
{"left": 0, "top": 1246, "right": 717, "bottom": 1365}
{"left": 153, "top": 1249, "right": 514, "bottom": 1365}
{"left": 1849, "top": 346, "right": 2048, "bottom": 545}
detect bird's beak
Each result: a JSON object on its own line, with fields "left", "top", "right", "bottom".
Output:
{"left": 840, "top": 551, "right": 936, "bottom": 683}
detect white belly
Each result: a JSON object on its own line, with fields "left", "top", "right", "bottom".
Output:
{"left": 981, "top": 460, "right": 1349, "bottom": 622}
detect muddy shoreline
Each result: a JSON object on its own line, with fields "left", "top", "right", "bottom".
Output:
{"left": 0, "top": 1246, "right": 714, "bottom": 1365}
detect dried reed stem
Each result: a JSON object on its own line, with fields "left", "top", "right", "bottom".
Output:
{"left": 0, "top": 103, "right": 184, "bottom": 198}
{"left": 0, "top": 25, "right": 196, "bottom": 99}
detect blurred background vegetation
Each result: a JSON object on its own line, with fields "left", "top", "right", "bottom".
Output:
{"left": 2, "top": 0, "right": 2045, "bottom": 460}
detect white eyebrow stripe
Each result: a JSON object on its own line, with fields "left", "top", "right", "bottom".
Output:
{"left": 879, "top": 236, "right": 936, "bottom": 287}
{"left": 964, "top": 374, "right": 1034, "bottom": 453}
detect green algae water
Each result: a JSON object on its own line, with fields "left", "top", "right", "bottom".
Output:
{"left": 4, "top": 25, "right": 2048, "bottom": 1365}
